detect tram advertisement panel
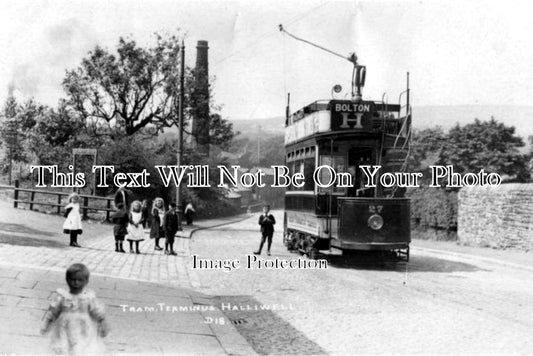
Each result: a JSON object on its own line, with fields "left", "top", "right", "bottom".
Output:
{"left": 330, "top": 100, "right": 375, "bottom": 131}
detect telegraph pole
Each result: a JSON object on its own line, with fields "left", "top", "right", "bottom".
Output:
{"left": 176, "top": 40, "right": 185, "bottom": 230}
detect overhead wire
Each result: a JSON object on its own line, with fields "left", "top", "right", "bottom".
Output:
{"left": 212, "top": 1, "right": 331, "bottom": 67}
{"left": 218, "top": 1, "right": 331, "bottom": 120}
{"left": 283, "top": 28, "right": 287, "bottom": 96}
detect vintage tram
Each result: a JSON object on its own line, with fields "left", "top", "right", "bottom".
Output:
{"left": 280, "top": 26, "right": 411, "bottom": 261}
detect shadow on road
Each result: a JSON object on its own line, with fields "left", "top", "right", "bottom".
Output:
{"left": 319, "top": 252, "right": 482, "bottom": 273}
{"left": 0, "top": 222, "right": 66, "bottom": 248}
{"left": 0, "top": 232, "right": 65, "bottom": 248}
{"left": 0, "top": 222, "right": 55, "bottom": 236}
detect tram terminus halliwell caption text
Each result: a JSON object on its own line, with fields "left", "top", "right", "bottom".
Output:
{"left": 29, "top": 164, "right": 502, "bottom": 189}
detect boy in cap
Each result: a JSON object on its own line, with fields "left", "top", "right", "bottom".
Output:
{"left": 254, "top": 205, "right": 276, "bottom": 256}
{"left": 163, "top": 202, "right": 179, "bottom": 255}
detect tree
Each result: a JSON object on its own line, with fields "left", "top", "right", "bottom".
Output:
{"left": 24, "top": 100, "right": 87, "bottom": 166}
{"left": 437, "top": 118, "right": 529, "bottom": 181}
{"left": 63, "top": 34, "right": 181, "bottom": 136}
{"left": 208, "top": 113, "right": 236, "bottom": 149}
{"left": 62, "top": 33, "right": 235, "bottom": 147}
{"left": 409, "top": 127, "right": 446, "bottom": 170}
{"left": 0, "top": 96, "right": 27, "bottom": 165}
{"left": 407, "top": 118, "right": 529, "bottom": 238}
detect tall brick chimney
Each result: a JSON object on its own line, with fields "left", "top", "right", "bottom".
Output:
{"left": 192, "top": 40, "right": 210, "bottom": 157}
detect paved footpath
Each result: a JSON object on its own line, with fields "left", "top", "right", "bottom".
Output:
{"left": 0, "top": 200, "right": 255, "bottom": 355}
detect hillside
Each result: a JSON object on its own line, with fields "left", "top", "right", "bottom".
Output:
{"left": 231, "top": 117, "right": 285, "bottom": 138}
{"left": 231, "top": 105, "right": 533, "bottom": 142}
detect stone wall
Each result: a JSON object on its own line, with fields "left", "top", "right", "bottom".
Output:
{"left": 458, "top": 184, "right": 533, "bottom": 251}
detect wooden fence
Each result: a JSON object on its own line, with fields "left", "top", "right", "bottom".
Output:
{"left": 0, "top": 181, "right": 272, "bottom": 219}
{"left": 5, "top": 180, "right": 115, "bottom": 220}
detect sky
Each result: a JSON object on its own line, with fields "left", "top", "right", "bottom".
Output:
{"left": 0, "top": 0, "right": 532, "bottom": 121}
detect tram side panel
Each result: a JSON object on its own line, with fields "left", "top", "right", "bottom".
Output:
{"left": 284, "top": 193, "right": 332, "bottom": 250}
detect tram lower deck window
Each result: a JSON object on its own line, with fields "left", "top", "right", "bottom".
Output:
{"left": 318, "top": 155, "right": 347, "bottom": 194}
{"left": 286, "top": 158, "right": 315, "bottom": 191}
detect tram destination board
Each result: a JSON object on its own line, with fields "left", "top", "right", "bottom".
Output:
{"left": 330, "top": 100, "right": 375, "bottom": 131}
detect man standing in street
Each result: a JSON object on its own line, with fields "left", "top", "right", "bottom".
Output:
{"left": 114, "top": 187, "right": 133, "bottom": 211}
{"left": 163, "top": 202, "right": 179, "bottom": 255}
{"left": 254, "top": 205, "right": 276, "bottom": 256}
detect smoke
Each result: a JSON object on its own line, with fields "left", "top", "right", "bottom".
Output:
{"left": 7, "top": 18, "right": 96, "bottom": 103}
{"left": 7, "top": 82, "right": 14, "bottom": 97}
{"left": 11, "top": 64, "right": 40, "bottom": 98}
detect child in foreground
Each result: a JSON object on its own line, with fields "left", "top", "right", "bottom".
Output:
{"left": 40, "top": 263, "right": 109, "bottom": 355}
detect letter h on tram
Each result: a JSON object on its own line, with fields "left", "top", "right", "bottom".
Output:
{"left": 280, "top": 26, "right": 412, "bottom": 260}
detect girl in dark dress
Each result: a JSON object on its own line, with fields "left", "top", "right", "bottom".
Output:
{"left": 110, "top": 203, "right": 127, "bottom": 253}
{"left": 149, "top": 197, "right": 165, "bottom": 251}
{"left": 141, "top": 199, "right": 150, "bottom": 228}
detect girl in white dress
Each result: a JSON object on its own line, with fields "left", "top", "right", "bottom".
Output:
{"left": 63, "top": 193, "right": 83, "bottom": 247}
{"left": 127, "top": 200, "right": 145, "bottom": 254}
{"left": 40, "top": 263, "right": 109, "bottom": 355}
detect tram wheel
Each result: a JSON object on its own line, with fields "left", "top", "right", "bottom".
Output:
{"left": 308, "top": 247, "right": 318, "bottom": 260}
{"left": 285, "top": 232, "right": 296, "bottom": 250}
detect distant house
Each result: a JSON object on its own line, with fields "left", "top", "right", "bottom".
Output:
{"left": 217, "top": 151, "right": 241, "bottom": 165}
{"left": 220, "top": 167, "right": 253, "bottom": 209}
{"left": 222, "top": 187, "right": 242, "bottom": 209}
{"left": 220, "top": 166, "right": 284, "bottom": 210}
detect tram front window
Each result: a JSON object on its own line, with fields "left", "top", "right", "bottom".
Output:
{"left": 348, "top": 147, "right": 374, "bottom": 197}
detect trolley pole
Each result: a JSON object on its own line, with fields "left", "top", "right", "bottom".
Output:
{"left": 176, "top": 40, "right": 185, "bottom": 231}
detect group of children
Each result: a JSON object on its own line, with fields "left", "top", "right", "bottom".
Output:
{"left": 51, "top": 197, "right": 275, "bottom": 355}
{"left": 110, "top": 197, "right": 181, "bottom": 255}
{"left": 50, "top": 194, "right": 195, "bottom": 354}
{"left": 62, "top": 193, "right": 185, "bottom": 255}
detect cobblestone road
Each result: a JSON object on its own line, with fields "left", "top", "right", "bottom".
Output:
{"left": 189, "top": 211, "right": 533, "bottom": 355}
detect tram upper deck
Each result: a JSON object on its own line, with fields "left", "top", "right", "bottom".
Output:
{"left": 285, "top": 99, "right": 409, "bottom": 146}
